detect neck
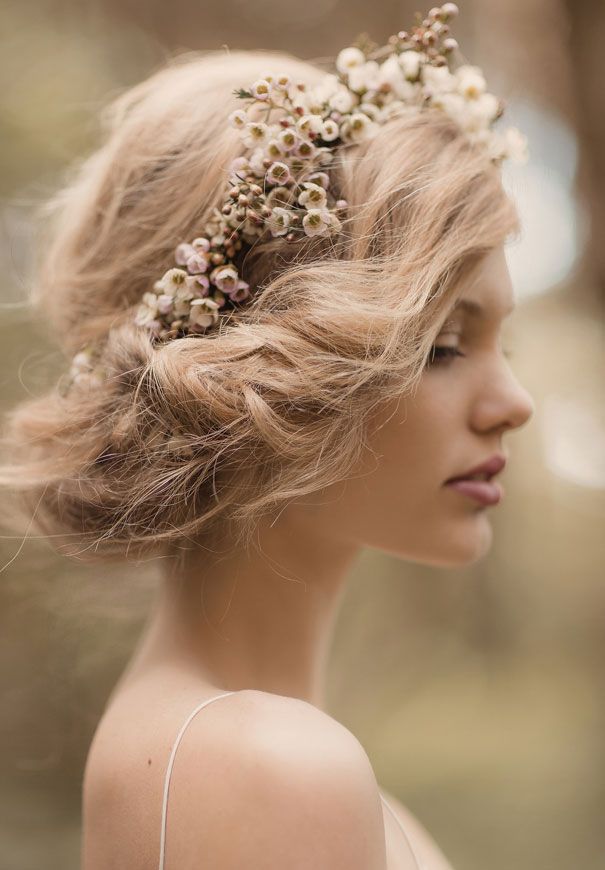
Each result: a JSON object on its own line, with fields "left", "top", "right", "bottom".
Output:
{"left": 126, "top": 511, "right": 361, "bottom": 710}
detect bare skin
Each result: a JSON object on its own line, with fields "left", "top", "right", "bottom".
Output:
{"left": 82, "top": 244, "right": 534, "bottom": 869}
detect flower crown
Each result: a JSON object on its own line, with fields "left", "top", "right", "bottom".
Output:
{"left": 66, "top": 2, "right": 528, "bottom": 390}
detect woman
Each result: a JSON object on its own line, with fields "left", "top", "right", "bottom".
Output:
{"left": 0, "top": 6, "right": 534, "bottom": 868}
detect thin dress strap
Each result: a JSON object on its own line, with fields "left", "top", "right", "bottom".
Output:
{"left": 380, "top": 794, "right": 424, "bottom": 870}
{"left": 158, "top": 691, "right": 237, "bottom": 870}
{"left": 157, "top": 691, "right": 422, "bottom": 870}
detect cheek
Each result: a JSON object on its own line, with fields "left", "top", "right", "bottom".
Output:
{"left": 334, "top": 390, "right": 460, "bottom": 527}
{"left": 327, "top": 383, "right": 491, "bottom": 562}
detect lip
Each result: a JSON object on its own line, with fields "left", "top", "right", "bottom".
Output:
{"left": 445, "top": 478, "right": 504, "bottom": 506}
{"left": 444, "top": 454, "right": 507, "bottom": 507}
{"left": 445, "top": 454, "right": 507, "bottom": 483}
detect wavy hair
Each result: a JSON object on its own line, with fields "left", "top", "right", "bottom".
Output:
{"left": 0, "top": 48, "right": 520, "bottom": 564}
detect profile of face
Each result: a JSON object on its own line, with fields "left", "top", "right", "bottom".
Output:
{"left": 296, "top": 245, "right": 535, "bottom": 569}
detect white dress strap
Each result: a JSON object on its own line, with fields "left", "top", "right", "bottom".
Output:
{"left": 158, "top": 690, "right": 422, "bottom": 870}
{"left": 158, "top": 691, "right": 237, "bottom": 870}
{"left": 380, "top": 794, "right": 424, "bottom": 870}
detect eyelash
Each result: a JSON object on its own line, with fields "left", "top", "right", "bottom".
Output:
{"left": 426, "top": 345, "right": 513, "bottom": 366}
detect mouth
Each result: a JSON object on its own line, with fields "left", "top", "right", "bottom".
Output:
{"left": 444, "top": 476, "right": 503, "bottom": 506}
{"left": 444, "top": 455, "right": 507, "bottom": 506}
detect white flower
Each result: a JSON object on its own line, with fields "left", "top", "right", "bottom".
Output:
{"left": 188, "top": 298, "right": 220, "bottom": 330}
{"left": 310, "top": 73, "right": 341, "bottom": 105}
{"left": 230, "top": 279, "right": 251, "bottom": 303}
{"left": 295, "top": 139, "right": 317, "bottom": 160}
{"left": 347, "top": 61, "right": 380, "bottom": 94}
{"left": 186, "top": 274, "right": 210, "bottom": 296}
{"left": 267, "top": 206, "right": 291, "bottom": 236}
{"left": 302, "top": 208, "right": 332, "bottom": 237}
{"left": 186, "top": 253, "right": 208, "bottom": 274}
{"left": 429, "top": 91, "right": 467, "bottom": 125}
{"left": 336, "top": 47, "right": 366, "bottom": 76}
{"left": 465, "top": 91, "right": 500, "bottom": 124}
{"left": 266, "top": 161, "right": 292, "bottom": 185}
{"left": 321, "top": 118, "right": 340, "bottom": 141}
{"left": 229, "top": 156, "right": 251, "bottom": 184}
{"left": 377, "top": 56, "right": 408, "bottom": 96}
{"left": 191, "top": 236, "right": 210, "bottom": 254}
{"left": 422, "top": 64, "right": 457, "bottom": 95}
{"left": 266, "top": 185, "right": 293, "bottom": 208}
{"left": 329, "top": 87, "right": 356, "bottom": 114}
{"left": 211, "top": 265, "right": 239, "bottom": 293}
{"left": 250, "top": 79, "right": 272, "bottom": 101}
{"left": 298, "top": 182, "right": 327, "bottom": 209}
{"left": 502, "top": 127, "right": 529, "bottom": 164}
{"left": 341, "top": 112, "right": 377, "bottom": 142}
{"left": 243, "top": 122, "right": 269, "bottom": 148}
{"left": 277, "top": 128, "right": 299, "bottom": 152}
{"left": 296, "top": 113, "right": 325, "bottom": 140}
{"left": 272, "top": 73, "right": 291, "bottom": 91}
{"left": 228, "top": 109, "right": 248, "bottom": 129}
{"left": 156, "top": 268, "right": 189, "bottom": 294}
{"left": 156, "top": 294, "right": 174, "bottom": 315}
{"left": 305, "top": 171, "right": 330, "bottom": 190}
{"left": 455, "top": 64, "right": 486, "bottom": 99}
{"left": 249, "top": 147, "right": 268, "bottom": 175}
{"left": 135, "top": 291, "right": 160, "bottom": 326}
{"left": 175, "top": 242, "right": 196, "bottom": 266}
{"left": 399, "top": 50, "right": 423, "bottom": 80}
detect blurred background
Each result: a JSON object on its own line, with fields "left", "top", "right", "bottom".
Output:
{"left": 0, "top": 0, "right": 604, "bottom": 868}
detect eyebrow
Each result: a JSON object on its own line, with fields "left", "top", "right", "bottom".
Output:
{"left": 453, "top": 298, "right": 515, "bottom": 319}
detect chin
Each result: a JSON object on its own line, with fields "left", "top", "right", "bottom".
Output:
{"left": 383, "top": 515, "right": 495, "bottom": 568}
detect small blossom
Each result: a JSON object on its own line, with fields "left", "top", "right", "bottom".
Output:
{"left": 295, "top": 139, "right": 316, "bottom": 160}
{"left": 228, "top": 109, "right": 248, "bottom": 129}
{"left": 422, "top": 63, "right": 456, "bottom": 95}
{"left": 135, "top": 292, "right": 160, "bottom": 326}
{"left": 175, "top": 243, "right": 196, "bottom": 265}
{"left": 302, "top": 208, "right": 332, "bottom": 237}
{"left": 267, "top": 206, "right": 292, "bottom": 236}
{"left": 455, "top": 64, "right": 486, "bottom": 99}
{"left": 156, "top": 294, "right": 174, "bottom": 315}
{"left": 211, "top": 265, "right": 239, "bottom": 293}
{"left": 336, "top": 47, "right": 366, "bottom": 76}
{"left": 266, "top": 186, "right": 293, "bottom": 208}
{"left": 186, "top": 253, "right": 209, "bottom": 274}
{"left": 502, "top": 126, "right": 529, "bottom": 164}
{"left": 296, "top": 113, "right": 325, "bottom": 140}
{"left": 186, "top": 274, "right": 210, "bottom": 295}
{"left": 243, "top": 121, "right": 270, "bottom": 148}
{"left": 191, "top": 237, "right": 211, "bottom": 253}
{"left": 329, "top": 87, "right": 356, "bottom": 114}
{"left": 272, "top": 73, "right": 291, "bottom": 91}
{"left": 398, "top": 50, "right": 424, "bottom": 80}
{"left": 342, "top": 112, "right": 377, "bottom": 142}
{"left": 347, "top": 61, "right": 380, "bottom": 94}
{"left": 298, "top": 182, "right": 328, "bottom": 209}
{"left": 157, "top": 268, "right": 189, "bottom": 294}
{"left": 277, "top": 128, "right": 299, "bottom": 152}
{"left": 250, "top": 79, "right": 272, "bottom": 101}
{"left": 306, "top": 171, "right": 330, "bottom": 190}
{"left": 266, "top": 161, "right": 292, "bottom": 185}
{"left": 321, "top": 119, "right": 340, "bottom": 141}
{"left": 188, "top": 298, "right": 220, "bottom": 330}
{"left": 230, "top": 279, "right": 251, "bottom": 303}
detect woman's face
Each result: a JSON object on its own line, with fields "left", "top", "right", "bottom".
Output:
{"left": 317, "top": 245, "right": 535, "bottom": 568}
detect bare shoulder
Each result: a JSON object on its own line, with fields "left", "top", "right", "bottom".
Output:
{"left": 164, "top": 689, "right": 388, "bottom": 869}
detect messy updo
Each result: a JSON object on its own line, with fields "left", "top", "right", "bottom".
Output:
{"left": 0, "top": 48, "right": 519, "bottom": 564}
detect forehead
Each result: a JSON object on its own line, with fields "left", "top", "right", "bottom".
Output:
{"left": 452, "top": 248, "right": 516, "bottom": 320}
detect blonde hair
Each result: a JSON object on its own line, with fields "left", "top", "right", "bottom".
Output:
{"left": 0, "top": 48, "right": 520, "bottom": 565}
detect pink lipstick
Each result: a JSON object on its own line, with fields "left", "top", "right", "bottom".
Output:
{"left": 444, "top": 454, "right": 506, "bottom": 506}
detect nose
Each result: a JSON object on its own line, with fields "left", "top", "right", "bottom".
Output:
{"left": 474, "top": 361, "right": 535, "bottom": 435}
